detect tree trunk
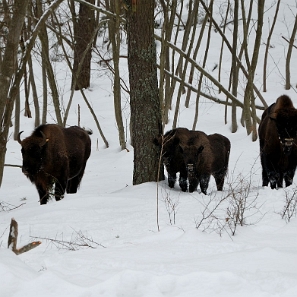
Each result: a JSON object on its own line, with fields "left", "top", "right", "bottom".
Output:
{"left": 0, "top": 0, "right": 64, "bottom": 187}
{"left": 106, "top": 0, "right": 126, "bottom": 150}
{"left": 285, "top": 13, "right": 297, "bottom": 90}
{"left": 36, "top": 0, "right": 62, "bottom": 125}
{"left": 231, "top": 0, "right": 239, "bottom": 133}
{"left": 192, "top": 0, "right": 213, "bottom": 130}
{"left": 243, "top": 0, "right": 265, "bottom": 138}
{"left": 127, "top": 0, "right": 164, "bottom": 185}
{"left": 0, "top": 0, "right": 30, "bottom": 187}
{"left": 263, "top": 0, "right": 280, "bottom": 92}
{"left": 71, "top": 0, "right": 95, "bottom": 90}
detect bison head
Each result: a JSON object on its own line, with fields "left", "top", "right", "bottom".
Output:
{"left": 270, "top": 109, "right": 297, "bottom": 154}
{"left": 180, "top": 144, "right": 204, "bottom": 174}
{"left": 18, "top": 131, "right": 48, "bottom": 179}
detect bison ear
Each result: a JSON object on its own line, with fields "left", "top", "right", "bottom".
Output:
{"left": 269, "top": 112, "right": 277, "bottom": 120}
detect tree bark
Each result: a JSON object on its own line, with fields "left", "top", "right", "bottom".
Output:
{"left": 36, "top": 0, "right": 62, "bottom": 125}
{"left": 263, "top": 0, "right": 280, "bottom": 92}
{"left": 0, "top": 0, "right": 64, "bottom": 187}
{"left": 106, "top": 0, "right": 126, "bottom": 150}
{"left": 231, "top": 0, "right": 239, "bottom": 133}
{"left": 285, "top": 13, "right": 297, "bottom": 90}
{"left": 243, "top": 0, "right": 265, "bottom": 139}
{"left": 0, "top": 0, "right": 30, "bottom": 187}
{"left": 71, "top": 0, "right": 95, "bottom": 90}
{"left": 127, "top": 0, "right": 164, "bottom": 185}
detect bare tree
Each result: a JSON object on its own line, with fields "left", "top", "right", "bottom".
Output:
{"left": 106, "top": 0, "right": 126, "bottom": 150}
{"left": 231, "top": 0, "right": 239, "bottom": 133}
{"left": 0, "top": 0, "right": 64, "bottom": 187}
{"left": 242, "top": 0, "right": 265, "bottom": 140}
{"left": 285, "top": 13, "right": 297, "bottom": 90}
{"left": 127, "top": 0, "right": 164, "bottom": 184}
{"left": 71, "top": 0, "right": 96, "bottom": 90}
{"left": 263, "top": 0, "right": 280, "bottom": 92}
{"left": 0, "top": 0, "right": 30, "bottom": 186}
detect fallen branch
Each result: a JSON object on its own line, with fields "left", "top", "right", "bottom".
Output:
{"left": 1, "top": 202, "right": 25, "bottom": 212}
{"left": 30, "top": 230, "right": 106, "bottom": 251}
{"left": 8, "top": 218, "right": 41, "bottom": 255}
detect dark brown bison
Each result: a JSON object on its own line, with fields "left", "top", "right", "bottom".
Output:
{"left": 180, "top": 132, "right": 231, "bottom": 194}
{"left": 18, "top": 124, "right": 92, "bottom": 204}
{"left": 258, "top": 95, "right": 297, "bottom": 189}
{"left": 154, "top": 128, "right": 192, "bottom": 191}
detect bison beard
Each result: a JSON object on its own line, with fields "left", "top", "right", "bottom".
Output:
{"left": 18, "top": 124, "right": 92, "bottom": 205}
{"left": 258, "top": 95, "right": 297, "bottom": 189}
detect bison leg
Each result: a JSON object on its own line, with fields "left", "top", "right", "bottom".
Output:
{"left": 179, "top": 167, "right": 188, "bottom": 192}
{"left": 214, "top": 170, "right": 227, "bottom": 191}
{"left": 179, "top": 177, "right": 187, "bottom": 192}
{"left": 200, "top": 175, "right": 210, "bottom": 195}
{"left": 261, "top": 154, "right": 281, "bottom": 189}
{"left": 284, "top": 169, "right": 295, "bottom": 187}
{"left": 188, "top": 173, "right": 198, "bottom": 193}
{"left": 260, "top": 152, "right": 270, "bottom": 187}
{"left": 54, "top": 178, "right": 67, "bottom": 201}
{"left": 36, "top": 186, "right": 49, "bottom": 205}
{"left": 67, "top": 174, "right": 83, "bottom": 193}
{"left": 261, "top": 169, "right": 269, "bottom": 187}
{"left": 267, "top": 171, "right": 280, "bottom": 189}
{"left": 167, "top": 172, "right": 177, "bottom": 189}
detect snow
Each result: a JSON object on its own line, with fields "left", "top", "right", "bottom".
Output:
{"left": 1, "top": 1, "right": 297, "bottom": 296}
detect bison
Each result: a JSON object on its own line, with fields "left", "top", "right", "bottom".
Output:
{"left": 154, "top": 128, "right": 192, "bottom": 191}
{"left": 18, "top": 124, "right": 92, "bottom": 204}
{"left": 258, "top": 95, "right": 297, "bottom": 189}
{"left": 180, "top": 132, "right": 231, "bottom": 194}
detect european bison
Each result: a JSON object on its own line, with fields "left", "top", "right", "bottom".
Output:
{"left": 258, "top": 95, "right": 297, "bottom": 189}
{"left": 18, "top": 124, "right": 92, "bottom": 204}
{"left": 180, "top": 132, "right": 231, "bottom": 194}
{"left": 154, "top": 128, "right": 191, "bottom": 191}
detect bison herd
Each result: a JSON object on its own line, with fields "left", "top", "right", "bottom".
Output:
{"left": 154, "top": 128, "right": 230, "bottom": 195}
{"left": 17, "top": 95, "right": 297, "bottom": 205}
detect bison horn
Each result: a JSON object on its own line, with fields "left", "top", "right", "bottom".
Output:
{"left": 17, "top": 131, "right": 24, "bottom": 144}
{"left": 39, "top": 131, "right": 49, "bottom": 147}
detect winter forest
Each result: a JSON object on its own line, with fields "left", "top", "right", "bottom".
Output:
{"left": 1, "top": 0, "right": 297, "bottom": 296}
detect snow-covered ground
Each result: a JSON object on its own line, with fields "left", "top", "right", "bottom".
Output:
{"left": 1, "top": 1, "right": 297, "bottom": 296}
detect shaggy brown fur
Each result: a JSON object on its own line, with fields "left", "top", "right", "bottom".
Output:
{"left": 180, "top": 132, "right": 230, "bottom": 194}
{"left": 154, "top": 128, "right": 192, "bottom": 191}
{"left": 258, "top": 95, "right": 297, "bottom": 189}
{"left": 18, "top": 124, "right": 92, "bottom": 204}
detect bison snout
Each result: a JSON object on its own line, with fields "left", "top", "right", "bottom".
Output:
{"left": 284, "top": 138, "right": 294, "bottom": 146}
{"left": 281, "top": 138, "right": 294, "bottom": 154}
{"left": 187, "top": 164, "right": 194, "bottom": 172}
